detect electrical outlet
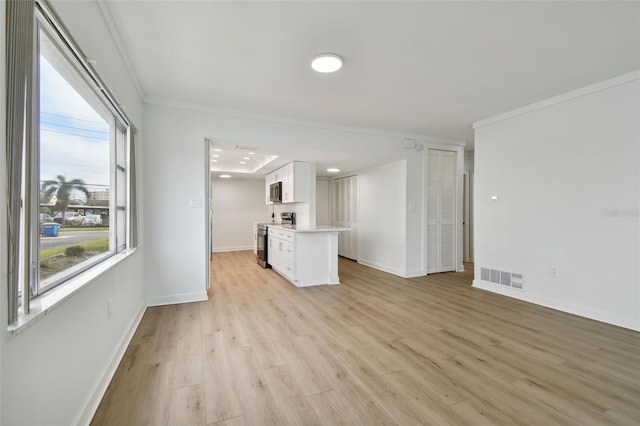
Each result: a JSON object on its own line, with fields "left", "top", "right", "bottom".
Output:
{"left": 190, "top": 198, "right": 202, "bottom": 208}
{"left": 107, "top": 299, "right": 114, "bottom": 319}
{"left": 550, "top": 266, "right": 559, "bottom": 278}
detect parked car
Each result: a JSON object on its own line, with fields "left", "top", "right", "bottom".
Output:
{"left": 53, "top": 212, "right": 84, "bottom": 225}
{"left": 82, "top": 214, "right": 103, "bottom": 226}
{"left": 39, "top": 213, "right": 53, "bottom": 222}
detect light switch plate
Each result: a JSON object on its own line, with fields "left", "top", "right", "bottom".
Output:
{"left": 190, "top": 198, "right": 202, "bottom": 208}
{"left": 491, "top": 195, "right": 499, "bottom": 203}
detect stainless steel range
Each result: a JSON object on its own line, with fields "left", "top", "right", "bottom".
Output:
{"left": 256, "top": 213, "right": 295, "bottom": 268}
{"left": 256, "top": 223, "right": 270, "bottom": 268}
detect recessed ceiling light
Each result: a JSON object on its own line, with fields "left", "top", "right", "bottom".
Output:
{"left": 239, "top": 161, "right": 246, "bottom": 165}
{"left": 211, "top": 159, "right": 217, "bottom": 163}
{"left": 212, "top": 154, "right": 220, "bottom": 158}
{"left": 248, "top": 152, "right": 255, "bottom": 155}
{"left": 219, "top": 174, "right": 231, "bottom": 178}
{"left": 213, "top": 148, "right": 222, "bottom": 152}
{"left": 311, "top": 54, "right": 343, "bottom": 73}
{"left": 243, "top": 157, "right": 250, "bottom": 160}
{"left": 327, "top": 168, "right": 341, "bottom": 173}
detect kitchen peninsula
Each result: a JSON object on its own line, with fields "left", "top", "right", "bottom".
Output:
{"left": 268, "top": 224, "right": 349, "bottom": 287}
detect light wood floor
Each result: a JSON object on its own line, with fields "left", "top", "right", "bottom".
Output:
{"left": 92, "top": 251, "right": 640, "bottom": 425}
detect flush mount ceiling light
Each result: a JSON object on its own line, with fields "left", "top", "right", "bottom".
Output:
{"left": 311, "top": 54, "right": 343, "bottom": 73}
{"left": 327, "top": 168, "right": 341, "bottom": 173}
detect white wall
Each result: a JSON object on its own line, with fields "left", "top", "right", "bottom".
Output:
{"left": 212, "top": 177, "right": 269, "bottom": 251}
{"left": 143, "top": 107, "right": 209, "bottom": 306}
{"left": 358, "top": 160, "right": 408, "bottom": 276}
{"left": 316, "top": 178, "right": 331, "bottom": 226}
{"left": 404, "top": 155, "right": 426, "bottom": 276}
{"left": 1, "top": 1, "right": 146, "bottom": 424}
{"left": 143, "top": 101, "right": 461, "bottom": 296}
{"left": 473, "top": 72, "right": 640, "bottom": 331}
{"left": 0, "top": 1, "right": 6, "bottom": 418}
{"left": 464, "top": 151, "right": 474, "bottom": 262}
{"left": 464, "top": 151, "right": 475, "bottom": 174}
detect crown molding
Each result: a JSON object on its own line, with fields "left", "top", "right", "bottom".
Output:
{"left": 474, "top": 70, "right": 640, "bottom": 130}
{"left": 96, "top": 0, "right": 145, "bottom": 101}
{"left": 144, "top": 95, "right": 466, "bottom": 147}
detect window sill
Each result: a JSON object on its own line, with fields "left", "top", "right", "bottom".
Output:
{"left": 7, "top": 249, "right": 137, "bottom": 336}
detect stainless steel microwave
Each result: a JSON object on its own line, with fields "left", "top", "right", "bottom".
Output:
{"left": 269, "top": 181, "right": 282, "bottom": 203}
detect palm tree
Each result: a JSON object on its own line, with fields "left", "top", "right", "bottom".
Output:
{"left": 42, "top": 175, "right": 90, "bottom": 225}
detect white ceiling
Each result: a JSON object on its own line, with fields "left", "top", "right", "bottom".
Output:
{"left": 208, "top": 140, "right": 279, "bottom": 175}
{"left": 103, "top": 1, "right": 639, "bottom": 175}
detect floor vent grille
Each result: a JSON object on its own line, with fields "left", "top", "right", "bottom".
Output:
{"left": 480, "top": 267, "right": 524, "bottom": 290}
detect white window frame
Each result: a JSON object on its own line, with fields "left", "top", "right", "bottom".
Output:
{"left": 7, "top": 0, "right": 137, "bottom": 332}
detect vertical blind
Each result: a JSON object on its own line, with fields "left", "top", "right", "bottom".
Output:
{"left": 6, "top": 0, "right": 36, "bottom": 323}
{"left": 129, "top": 129, "right": 138, "bottom": 248}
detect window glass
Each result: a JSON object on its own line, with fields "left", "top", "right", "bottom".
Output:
{"left": 38, "top": 28, "right": 113, "bottom": 291}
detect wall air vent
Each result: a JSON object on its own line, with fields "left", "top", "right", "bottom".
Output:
{"left": 500, "top": 271, "right": 511, "bottom": 286}
{"left": 481, "top": 267, "right": 524, "bottom": 290}
{"left": 511, "top": 273, "right": 523, "bottom": 289}
{"left": 481, "top": 267, "right": 490, "bottom": 281}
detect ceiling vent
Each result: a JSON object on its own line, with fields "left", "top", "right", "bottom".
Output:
{"left": 235, "top": 144, "right": 259, "bottom": 151}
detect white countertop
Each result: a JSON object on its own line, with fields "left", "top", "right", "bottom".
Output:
{"left": 268, "top": 224, "right": 350, "bottom": 233}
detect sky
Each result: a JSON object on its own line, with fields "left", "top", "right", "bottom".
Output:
{"left": 39, "top": 53, "right": 111, "bottom": 193}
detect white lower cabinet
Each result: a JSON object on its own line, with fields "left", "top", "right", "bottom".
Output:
{"left": 269, "top": 228, "right": 296, "bottom": 282}
{"left": 253, "top": 223, "right": 258, "bottom": 255}
{"left": 268, "top": 226, "right": 342, "bottom": 287}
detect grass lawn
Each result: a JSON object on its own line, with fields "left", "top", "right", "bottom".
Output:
{"left": 40, "top": 237, "right": 111, "bottom": 279}
{"left": 40, "top": 238, "right": 110, "bottom": 260}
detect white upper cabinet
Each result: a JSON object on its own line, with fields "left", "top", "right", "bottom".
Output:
{"left": 265, "top": 172, "right": 276, "bottom": 204}
{"left": 265, "top": 161, "right": 311, "bottom": 204}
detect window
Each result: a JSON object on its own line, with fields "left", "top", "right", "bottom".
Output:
{"left": 6, "top": 0, "right": 137, "bottom": 326}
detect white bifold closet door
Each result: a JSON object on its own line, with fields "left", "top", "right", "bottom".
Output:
{"left": 333, "top": 175, "right": 358, "bottom": 260}
{"left": 426, "top": 149, "right": 456, "bottom": 274}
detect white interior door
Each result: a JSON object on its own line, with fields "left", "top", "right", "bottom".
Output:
{"left": 333, "top": 175, "right": 358, "bottom": 260}
{"left": 426, "top": 149, "right": 456, "bottom": 274}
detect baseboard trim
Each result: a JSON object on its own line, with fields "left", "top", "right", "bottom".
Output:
{"left": 73, "top": 301, "right": 147, "bottom": 426}
{"left": 147, "top": 291, "right": 209, "bottom": 307}
{"left": 403, "top": 269, "right": 425, "bottom": 278}
{"left": 472, "top": 279, "right": 639, "bottom": 331}
{"left": 212, "top": 246, "right": 252, "bottom": 253}
{"left": 358, "top": 259, "right": 416, "bottom": 278}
